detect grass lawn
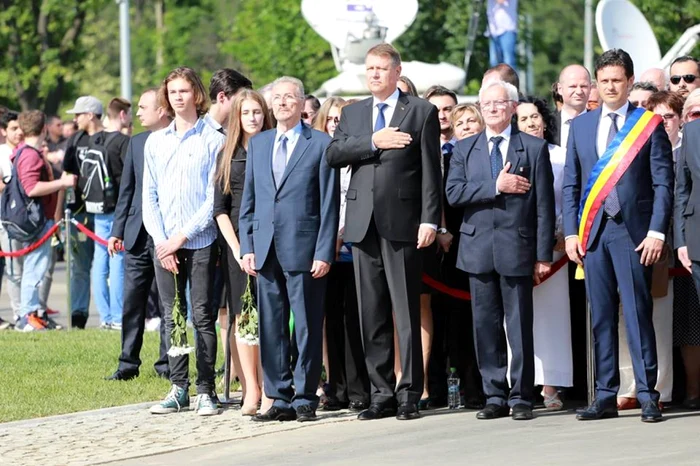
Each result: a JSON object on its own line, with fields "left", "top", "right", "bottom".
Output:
{"left": 0, "top": 329, "right": 220, "bottom": 423}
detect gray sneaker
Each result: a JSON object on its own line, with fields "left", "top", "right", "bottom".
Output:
{"left": 149, "top": 385, "right": 190, "bottom": 414}
{"left": 194, "top": 393, "right": 221, "bottom": 416}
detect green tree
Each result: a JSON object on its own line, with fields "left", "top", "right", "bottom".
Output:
{"left": 0, "top": 0, "right": 104, "bottom": 113}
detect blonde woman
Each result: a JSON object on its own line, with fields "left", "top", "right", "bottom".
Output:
{"left": 450, "top": 103, "right": 484, "bottom": 140}
{"left": 214, "top": 89, "right": 273, "bottom": 415}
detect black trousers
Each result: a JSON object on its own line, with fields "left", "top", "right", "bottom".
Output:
{"left": 325, "top": 261, "right": 370, "bottom": 404}
{"left": 469, "top": 271, "right": 535, "bottom": 407}
{"left": 353, "top": 219, "right": 423, "bottom": 405}
{"left": 154, "top": 244, "right": 217, "bottom": 394}
{"left": 118, "top": 236, "right": 168, "bottom": 376}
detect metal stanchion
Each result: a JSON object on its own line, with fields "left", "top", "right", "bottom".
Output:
{"left": 64, "top": 209, "right": 72, "bottom": 331}
{"left": 586, "top": 300, "right": 595, "bottom": 405}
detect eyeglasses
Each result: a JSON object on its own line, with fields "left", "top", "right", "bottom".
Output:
{"left": 688, "top": 110, "right": 700, "bottom": 121}
{"left": 659, "top": 113, "right": 678, "bottom": 121}
{"left": 271, "top": 94, "right": 299, "bottom": 104}
{"left": 326, "top": 116, "right": 339, "bottom": 125}
{"left": 670, "top": 74, "right": 698, "bottom": 85}
{"left": 480, "top": 100, "right": 513, "bottom": 110}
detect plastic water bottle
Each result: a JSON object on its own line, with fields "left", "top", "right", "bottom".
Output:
{"left": 447, "top": 367, "right": 460, "bottom": 410}
{"left": 65, "top": 186, "right": 76, "bottom": 204}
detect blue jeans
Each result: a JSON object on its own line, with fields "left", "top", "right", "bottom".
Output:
{"left": 92, "top": 213, "right": 125, "bottom": 325}
{"left": 70, "top": 212, "right": 94, "bottom": 317}
{"left": 19, "top": 221, "right": 54, "bottom": 317}
{"left": 489, "top": 30, "right": 517, "bottom": 69}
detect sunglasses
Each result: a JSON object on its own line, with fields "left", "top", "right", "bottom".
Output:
{"left": 688, "top": 110, "right": 700, "bottom": 121}
{"left": 670, "top": 74, "right": 698, "bottom": 85}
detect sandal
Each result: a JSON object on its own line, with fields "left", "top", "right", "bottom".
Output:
{"left": 541, "top": 391, "right": 564, "bottom": 411}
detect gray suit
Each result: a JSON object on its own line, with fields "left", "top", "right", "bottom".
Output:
{"left": 445, "top": 128, "right": 555, "bottom": 407}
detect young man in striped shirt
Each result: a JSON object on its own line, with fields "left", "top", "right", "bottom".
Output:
{"left": 143, "top": 67, "right": 225, "bottom": 416}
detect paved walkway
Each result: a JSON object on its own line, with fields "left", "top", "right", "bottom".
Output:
{"left": 2, "top": 403, "right": 699, "bottom": 466}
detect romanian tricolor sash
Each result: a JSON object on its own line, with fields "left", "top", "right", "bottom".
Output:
{"left": 575, "top": 108, "right": 662, "bottom": 280}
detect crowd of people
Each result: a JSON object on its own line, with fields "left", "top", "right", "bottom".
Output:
{"left": 1, "top": 41, "right": 700, "bottom": 424}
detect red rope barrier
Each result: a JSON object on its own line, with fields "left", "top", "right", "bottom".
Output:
{"left": 423, "top": 255, "right": 576, "bottom": 301}
{"left": 71, "top": 218, "right": 109, "bottom": 247}
{"left": 0, "top": 222, "right": 61, "bottom": 258}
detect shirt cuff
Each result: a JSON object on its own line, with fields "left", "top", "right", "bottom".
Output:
{"left": 421, "top": 223, "right": 437, "bottom": 230}
{"left": 647, "top": 230, "right": 665, "bottom": 242}
{"left": 565, "top": 235, "right": 578, "bottom": 241}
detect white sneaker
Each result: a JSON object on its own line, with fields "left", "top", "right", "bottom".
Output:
{"left": 110, "top": 322, "right": 122, "bottom": 331}
{"left": 145, "top": 317, "right": 161, "bottom": 332}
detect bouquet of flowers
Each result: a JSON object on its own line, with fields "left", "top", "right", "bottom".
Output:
{"left": 167, "top": 272, "right": 194, "bottom": 357}
{"left": 236, "top": 276, "right": 259, "bottom": 346}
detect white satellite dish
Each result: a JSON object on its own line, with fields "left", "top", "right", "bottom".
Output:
{"left": 595, "top": 0, "right": 661, "bottom": 75}
{"left": 302, "top": 0, "right": 418, "bottom": 63}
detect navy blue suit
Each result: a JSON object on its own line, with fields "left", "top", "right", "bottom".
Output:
{"left": 239, "top": 123, "right": 339, "bottom": 410}
{"left": 110, "top": 131, "right": 168, "bottom": 376}
{"left": 446, "top": 129, "right": 555, "bottom": 407}
{"left": 562, "top": 103, "right": 673, "bottom": 405}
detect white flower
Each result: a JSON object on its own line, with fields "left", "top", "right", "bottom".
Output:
{"left": 235, "top": 332, "right": 259, "bottom": 346}
{"left": 167, "top": 345, "right": 195, "bottom": 357}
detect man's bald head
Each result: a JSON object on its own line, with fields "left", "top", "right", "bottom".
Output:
{"left": 639, "top": 68, "right": 667, "bottom": 91}
{"left": 557, "top": 64, "right": 591, "bottom": 114}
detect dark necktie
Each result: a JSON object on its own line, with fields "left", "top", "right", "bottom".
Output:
{"left": 442, "top": 142, "right": 454, "bottom": 179}
{"left": 489, "top": 136, "right": 504, "bottom": 179}
{"left": 604, "top": 113, "right": 621, "bottom": 216}
{"left": 273, "top": 134, "right": 287, "bottom": 188}
{"left": 374, "top": 103, "right": 388, "bottom": 132}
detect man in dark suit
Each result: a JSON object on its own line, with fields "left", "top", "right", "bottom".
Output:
{"left": 446, "top": 80, "right": 555, "bottom": 421}
{"left": 563, "top": 49, "right": 673, "bottom": 422}
{"left": 105, "top": 89, "right": 171, "bottom": 381}
{"left": 326, "top": 43, "right": 442, "bottom": 421}
{"left": 239, "top": 76, "right": 339, "bottom": 423}
{"left": 676, "top": 119, "right": 700, "bottom": 295}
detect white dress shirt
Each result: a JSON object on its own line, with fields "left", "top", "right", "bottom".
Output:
{"left": 273, "top": 121, "right": 303, "bottom": 163}
{"left": 486, "top": 125, "right": 512, "bottom": 195}
{"left": 559, "top": 107, "right": 586, "bottom": 151}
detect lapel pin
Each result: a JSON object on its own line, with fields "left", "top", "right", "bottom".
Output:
{"left": 519, "top": 167, "right": 524, "bottom": 173}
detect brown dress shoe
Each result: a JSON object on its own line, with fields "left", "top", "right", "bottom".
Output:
{"left": 616, "top": 397, "right": 639, "bottom": 410}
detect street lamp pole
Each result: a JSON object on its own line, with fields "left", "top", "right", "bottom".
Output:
{"left": 117, "top": 0, "right": 132, "bottom": 101}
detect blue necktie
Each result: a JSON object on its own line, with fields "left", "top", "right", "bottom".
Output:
{"left": 273, "top": 134, "right": 287, "bottom": 188}
{"left": 489, "top": 136, "right": 504, "bottom": 179}
{"left": 374, "top": 103, "right": 388, "bottom": 132}
{"left": 442, "top": 142, "right": 454, "bottom": 179}
{"left": 604, "top": 114, "right": 621, "bottom": 216}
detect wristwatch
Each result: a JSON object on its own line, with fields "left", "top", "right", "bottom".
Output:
{"left": 437, "top": 227, "right": 448, "bottom": 235}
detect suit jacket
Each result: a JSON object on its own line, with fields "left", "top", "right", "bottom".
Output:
{"left": 553, "top": 111, "right": 562, "bottom": 147}
{"left": 111, "top": 130, "right": 150, "bottom": 252}
{"left": 562, "top": 104, "right": 674, "bottom": 248}
{"left": 675, "top": 120, "right": 700, "bottom": 260}
{"left": 238, "top": 124, "right": 339, "bottom": 272}
{"left": 325, "top": 90, "right": 442, "bottom": 243}
{"left": 445, "top": 129, "right": 555, "bottom": 277}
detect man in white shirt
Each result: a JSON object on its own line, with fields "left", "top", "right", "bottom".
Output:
{"left": 486, "top": 0, "right": 518, "bottom": 69}
{"left": 556, "top": 65, "right": 591, "bottom": 148}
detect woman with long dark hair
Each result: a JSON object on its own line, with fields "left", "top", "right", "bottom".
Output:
{"left": 214, "top": 89, "right": 273, "bottom": 416}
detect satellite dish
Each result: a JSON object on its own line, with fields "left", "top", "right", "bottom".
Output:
{"left": 302, "top": 0, "right": 418, "bottom": 63}
{"left": 596, "top": 0, "right": 661, "bottom": 75}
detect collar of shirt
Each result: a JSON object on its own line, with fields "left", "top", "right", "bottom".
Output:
{"left": 372, "top": 88, "right": 400, "bottom": 111}
{"left": 485, "top": 124, "right": 512, "bottom": 143}
{"left": 442, "top": 137, "right": 458, "bottom": 154}
{"left": 164, "top": 117, "right": 206, "bottom": 140}
{"left": 204, "top": 112, "right": 225, "bottom": 134}
{"left": 600, "top": 101, "right": 629, "bottom": 122}
{"left": 274, "top": 121, "right": 303, "bottom": 162}
{"left": 561, "top": 107, "right": 586, "bottom": 125}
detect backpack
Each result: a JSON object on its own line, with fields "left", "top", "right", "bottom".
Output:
{"left": 78, "top": 131, "right": 119, "bottom": 214}
{"left": 0, "top": 146, "right": 47, "bottom": 242}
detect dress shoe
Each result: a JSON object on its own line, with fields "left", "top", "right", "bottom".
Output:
{"left": 682, "top": 398, "right": 700, "bottom": 410}
{"left": 252, "top": 406, "right": 296, "bottom": 422}
{"left": 296, "top": 405, "right": 317, "bottom": 422}
{"left": 320, "top": 397, "right": 348, "bottom": 411}
{"left": 71, "top": 312, "right": 87, "bottom": 329}
{"left": 576, "top": 400, "right": 618, "bottom": 420}
{"left": 396, "top": 402, "right": 420, "bottom": 420}
{"left": 476, "top": 403, "right": 510, "bottom": 420}
{"left": 357, "top": 403, "right": 397, "bottom": 420}
{"left": 105, "top": 370, "right": 138, "bottom": 381}
{"left": 640, "top": 401, "right": 663, "bottom": 423}
{"left": 511, "top": 404, "right": 534, "bottom": 420}
{"left": 348, "top": 400, "right": 369, "bottom": 412}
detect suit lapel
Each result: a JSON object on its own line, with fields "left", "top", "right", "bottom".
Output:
{"left": 590, "top": 107, "right": 602, "bottom": 158}
{"left": 506, "top": 130, "right": 524, "bottom": 173}
{"left": 277, "top": 124, "right": 311, "bottom": 191}
{"left": 388, "top": 92, "right": 410, "bottom": 129}
{"left": 364, "top": 99, "right": 373, "bottom": 134}
{"left": 472, "top": 131, "right": 492, "bottom": 180}
{"left": 262, "top": 130, "right": 277, "bottom": 190}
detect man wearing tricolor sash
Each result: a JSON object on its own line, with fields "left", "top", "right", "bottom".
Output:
{"left": 562, "top": 49, "right": 674, "bottom": 423}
